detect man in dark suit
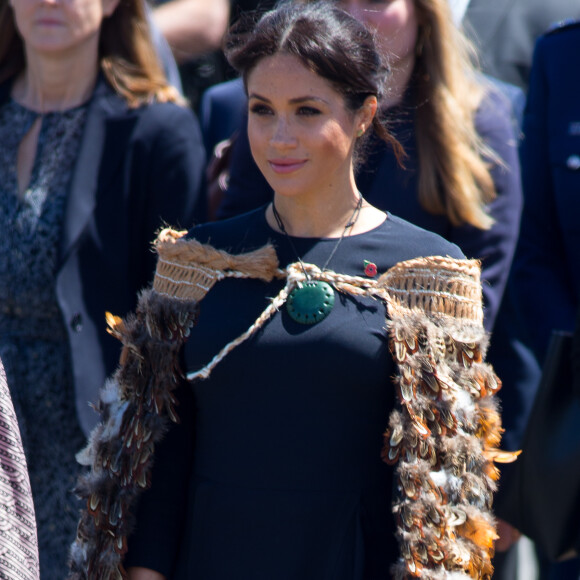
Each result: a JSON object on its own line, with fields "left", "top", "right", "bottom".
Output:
{"left": 503, "top": 18, "right": 580, "bottom": 580}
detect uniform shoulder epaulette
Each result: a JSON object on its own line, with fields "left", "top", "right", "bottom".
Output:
{"left": 546, "top": 18, "right": 580, "bottom": 36}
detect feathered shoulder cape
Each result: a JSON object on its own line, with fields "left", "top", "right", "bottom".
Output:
{"left": 69, "top": 228, "right": 516, "bottom": 580}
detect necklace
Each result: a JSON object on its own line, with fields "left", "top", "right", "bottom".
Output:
{"left": 271, "top": 195, "right": 363, "bottom": 324}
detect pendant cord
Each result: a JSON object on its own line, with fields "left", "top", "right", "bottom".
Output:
{"left": 271, "top": 194, "right": 364, "bottom": 277}
{"left": 271, "top": 203, "right": 309, "bottom": 279}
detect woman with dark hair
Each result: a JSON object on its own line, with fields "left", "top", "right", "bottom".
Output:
{"left": 211, "top": 0, "right": 522, "bottom": 333}
{"left": 0, "top": 0, "right": 204, "bottom": 575}
{"left": 204, "top": 3, "right": 528, "bottom": 561}
{"left": 71, "top": 3, "right": 513, "bottom": 579}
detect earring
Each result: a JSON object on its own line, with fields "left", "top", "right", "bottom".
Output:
{"left": 357, "top": 128, "right": 364, "bottom": 138}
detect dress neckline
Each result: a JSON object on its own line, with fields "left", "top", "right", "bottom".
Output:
{"left": 260, "top": 206, "right": 389, "bottom": 242}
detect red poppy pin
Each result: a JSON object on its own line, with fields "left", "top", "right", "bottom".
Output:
{"left": 364, "top": 260, "right": 377, "bottom": 277}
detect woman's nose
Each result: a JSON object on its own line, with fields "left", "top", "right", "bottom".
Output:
{"left": 270, "top": 116, "right": 297, "bottom": 148}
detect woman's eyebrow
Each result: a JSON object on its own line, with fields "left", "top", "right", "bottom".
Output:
{"left": 248, "top": 93, "right": 329, "bottom": 105}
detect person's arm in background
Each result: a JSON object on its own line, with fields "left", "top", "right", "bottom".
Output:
{"left": 152, "top": 0, "right": 230, "bottom": 64}
{"left": 447, "top": 85, "right": 523, "bottom": 331}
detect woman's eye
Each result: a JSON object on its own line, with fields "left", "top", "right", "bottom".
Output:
{"left": 249, "top": 104, "right": 273, "bottom": 116}
{"left": 297, "top": 106, "right": 322, "bottom": 116}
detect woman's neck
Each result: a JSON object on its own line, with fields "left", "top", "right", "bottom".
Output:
{"left": 12, "top": 48, "right": 99, "bottom": 112}
{"left": 268, "top": 190, "right": 363, "bottom": 239}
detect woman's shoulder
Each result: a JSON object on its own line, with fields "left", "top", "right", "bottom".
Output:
{"left": 92, "top": 80, "right": 202, "bottom": 142}
{"left": 475, "top": 77, "right": 521, "bottom": 133}
{"left": 188, "top": 210, "right": 464, "bottom": 264}
{"left": 538, "top": 19, "right": 580, "bottom": 53}
{"left": 381, "top": 213, "right": 465, "bottom": 263}
{"left": 131, "top": 100, "right": 201, "bottom": 133}
{"left": 187, "top": 206, "right": 270, "bottom": 251}
{"left": 111, "top": 99, "right": 204, "bottom": 158}
{"left": 472, "top": 77, "right": 522, "bottom": 165}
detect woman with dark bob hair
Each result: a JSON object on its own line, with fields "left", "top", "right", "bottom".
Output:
{"left": 0, "top": 0, "right": 204, "bottom": 574}
{"left": 70, "top": 2, "right": 514, "bottom": 579}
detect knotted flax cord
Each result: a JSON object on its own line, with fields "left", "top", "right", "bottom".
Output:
{"left": 186, "top": 262, "right": 389, "bottom": 382}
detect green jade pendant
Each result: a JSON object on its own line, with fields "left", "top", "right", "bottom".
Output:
{"left": 286, "top": 280, "right": 335, "bottom": 324}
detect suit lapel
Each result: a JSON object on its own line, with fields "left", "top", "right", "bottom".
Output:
{"left": 59, "top": 78, "right": 135, "bottom": 264}
{"left": 463, "top": 0, "right": 514, "bottom": 47}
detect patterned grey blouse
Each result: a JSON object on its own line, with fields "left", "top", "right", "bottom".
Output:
{"left": 0, "top": 99, "right": 89, "bottom": 580}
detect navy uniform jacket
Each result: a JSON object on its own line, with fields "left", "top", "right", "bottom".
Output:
{"left": 513, "top": 21, "right": 580, "bottom": 364}
{"left": 0, "top": 78, "right": 205, "bottom": 435}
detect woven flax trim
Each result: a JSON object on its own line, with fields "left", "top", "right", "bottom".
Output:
{"left": 152, "top": 228, "right": 281, "bottom": 302}
{"left": 378, "top": 256, "right": 482, "bottom": 324}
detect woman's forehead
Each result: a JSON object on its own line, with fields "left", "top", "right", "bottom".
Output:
{"left": 247, "top": 54, "right": 335, "bottom": 96}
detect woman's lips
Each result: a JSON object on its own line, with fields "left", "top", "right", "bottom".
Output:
{"left": 37, "top": 18, "right": 64, "bottom": 26}
{"left": 268, "top": 159, "right": 307, "bottom": 174}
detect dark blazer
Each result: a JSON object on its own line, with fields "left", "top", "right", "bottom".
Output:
{"left": 217, "top": 82, "right": 522, "bottom": 333}
{"left": 463, "top": 0, "right": 580, "bottom": 91}
{"left": 512, "top": 22, "right": 580, "bottom": 364}
{"left": 0, "top": 78, "right": 205, "bottom": 435}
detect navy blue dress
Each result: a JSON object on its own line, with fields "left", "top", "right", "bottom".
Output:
{"left": 124, "top": 208, "right": 463, "bottom": 579}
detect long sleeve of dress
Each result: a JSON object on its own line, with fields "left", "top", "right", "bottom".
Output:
{"left": 123, "top": 380, "right": 196, "bottom": 576}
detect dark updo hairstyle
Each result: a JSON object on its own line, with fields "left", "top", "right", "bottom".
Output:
{"left": 224, "top": 1, "right": 403, "bottom": 159}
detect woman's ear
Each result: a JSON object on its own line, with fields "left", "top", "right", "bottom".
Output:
{"left": 357, "top": 95, "right": 378, "bottom": 136}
